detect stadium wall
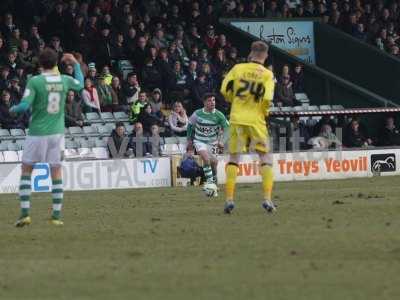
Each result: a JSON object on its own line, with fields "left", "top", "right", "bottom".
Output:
{"left": 0, "top": 149, "right": 397, "bottom": 194}
{"left": 0, "top": 158, "right": 171, "bottom": 194}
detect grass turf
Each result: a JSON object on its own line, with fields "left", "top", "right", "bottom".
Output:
{"left": 0, "top": 176, "right": 400, "bottom": 300}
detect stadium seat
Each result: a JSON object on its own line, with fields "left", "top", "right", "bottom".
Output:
{"left": 161, "top": 143, "right": 182, "bottom": 156}
{"left": 293, "top": 106, "right": 304, "bottom": 111}
{"left": 270, "top": 107, "right": 279, "bottom": 112}
{"left": 164, "top": 137, "right": 179, "bottom": 144}
{"left": 100, "top": 112, "right": 115, "bottom": 122}
{"left": 0, "top": 142, "right": 8, "bottom": 151}
{"left": 307, "top": 105, "right": 319, "bottom": 111}
{"left": 16, "top": 139, "right": 25, "bottom": 149}
{"left": 77, "top": 147, "right": 95, "bottom": 158}
{"left": 10, "top": 128, "right": 25, "bottom": 139}
{"left": 124, "top": 124, "right": 134, "bottom": 133}
{"left": 0, "top": 129, "right": 11, "bottom": 140}
{"left": 332, "top": 105, "right": 344, "bottom": 110}
{"left": 64, "top": 148, "right": 79, "bottom": 159}
{"left": 319, "top": 105, "right": 332, "bottom": 110}
{"left": 85, "top": 112, "right": 102, "bottom": 123}
{"left": 114, "top": 111, "right": 129, "bottom": 122}
{"left": 65, "top": 139, "right": 79, "bottom": 149}
{"left": 281, "top": 106, "right": 292, "bottom": 112}
{"left": 92, "top": 147, "right": 109, "bottom": 159}
{"left": 0, "top": 151, "right": 4, "bottom": 162}
{"left": 3, "top": 150, "right": 19, "bottom": 162}
{"left": 106, "top": 123, "right": 116, "bottom": 130}
{"left": 117, "top": 59, "right": 134, "bottom": 80}
{"left": 95, "top": 138, "right": 108, "bottom": 148}
{"left": 177, "top": 137, "right": 187, "bottom": 145}
{"left": 69, "top": 126, "right": 84, "bottom": 136}
{"left": 97, "top": 124, "right": 112, "bottom": 137}
{"left": 82, "top": 126, "right": 98, "bottom": 137}
{"left": 7, "top": 142, "right": 21, "bottom": 151}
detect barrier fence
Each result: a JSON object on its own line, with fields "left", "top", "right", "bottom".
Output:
{"left": 0, "top": 149, "right": 397, "bottom": 193}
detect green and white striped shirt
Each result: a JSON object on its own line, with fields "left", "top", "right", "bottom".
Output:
{"left": 187, "top": 109, "right": 229, "bottom": 144}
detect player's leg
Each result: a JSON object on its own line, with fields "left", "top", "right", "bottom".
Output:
{"left": 48, "top": 135, "right": 64, "bottom": 225}
{"left": 15, "top": 136, "right": 46, "bottom": 227}
{"left": 194, "top": 142, "right": 214, "bottom": 184}
{"left": 50, "top": 166, "right": 64, "bottom": 225}
{"left": 15, "top": 163, "right": 34, "bottom": 227}
{"left": 251, "top": 126, "right": 276, "bottom": 213}
{"left": 224, "top": 125, "right": 247, "bottom": 213}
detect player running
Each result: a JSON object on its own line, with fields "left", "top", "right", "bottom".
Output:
{"left": 187, "top": 93, "right": 229, "bottom": 196}
{"left": 220, "top": 41, "right": 276, "bottom": 214}
{"left": 11, "top": 49, "right": 84, "bottom": 226}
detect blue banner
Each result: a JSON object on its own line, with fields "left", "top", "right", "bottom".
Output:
{"left": 231, "top": 20, "right": 316, "bottom": 64}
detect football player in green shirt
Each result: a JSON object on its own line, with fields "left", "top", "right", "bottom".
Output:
{"left": 11, "top": 48, "right": 84, "bottom": 226}
{"left": 187, "top": 93, "right": 229, "bottom": 197}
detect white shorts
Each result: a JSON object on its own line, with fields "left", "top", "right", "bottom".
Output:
{"left": 194, "top": 141, "right": 218, "bottom": 159}
{"left": 22, "top": 134, "right": 65, "bottom": 167}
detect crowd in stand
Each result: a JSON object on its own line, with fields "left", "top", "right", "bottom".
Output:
{"left": 0, "top": 0, "right": 399, "bottom": 155}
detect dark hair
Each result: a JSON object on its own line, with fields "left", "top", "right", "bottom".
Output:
{"left": 39, "top": 48, "right": 58, "bottom": 69}
{"left": 116, "top": 121, "right": 124, "bottom": 128}
{"left": 202, "top": 92, "right": 215, "bottom": 101}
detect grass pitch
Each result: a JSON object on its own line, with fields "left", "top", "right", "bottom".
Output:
{"left": 1, "top": 176, "right": 400, "bottom": 300}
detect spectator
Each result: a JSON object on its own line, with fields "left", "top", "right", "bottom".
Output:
{"left": 97, "top": 76, "right": 117, "bottom": 112}
{"left": 138, "top": 103, "right": 163, "bottom": 135}
{"left": 65, "top": 90, "right": 84, "bottom": 127}
{"left": 179, "top": 148, "right": 204, "bottom": 185}
{"left": 0, "top": 66, "right": 10, "bottom": 90}
{"left": 288, "top": 116, "right": 310, "bottom": 150}
{"left": 111, "top": 33, "right": 127, "bottom": 61}
{"left": 141, "top": 58, "right": 163, "bottom": 92}
{"left": 111, "top": 76, "right": 127, "bottom": 111}
{"left": 108, "top": 121, "right": 130, "bottom": 158}
{"left": 275, "top": 75, "right": 295, "bottom": 107}
{"left": 292, "top": 64, "right": 305, "bottom": 93}
{"left": 192, "top": 72, "right": 213, "bottom": 110}
{"left": 81, "top": 78, "right": 101, "bottom": 113}
{"left": 128, "top": 122, "right": 152, "bottom": 157}
{"left": 0, "top": 89, "right": 28, "bottom": 129}
{"left": 130, "top": 91, "right": 148, "bottom": 123}
{"left": 100, "top": 65, "right": 113, "bottom": 85}
{"left": 122, "top": 72, "right": 140, "bottom": 108}
{"left": 148, "top": 88, "right": 165, "bottom": 120}
{"left": 344, "top": 119, "right": 373, "bottom": 147}
{"left": 168, "top": 101, "right": 188, "bottom": 137}
{"left": 8, "top": 77, "right": 23, "bottom": 103}
{"left": 309, "top": 124, "right": 342, "bottom": 149}
{"left": 87, "top": 63, "right": 98, "bottom": 85}
{"left": 379, "top": 116, "right": 400, "bottom": 146}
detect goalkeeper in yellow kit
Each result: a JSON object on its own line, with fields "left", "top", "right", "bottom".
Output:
{"left": 220, "top": 41, "right": 276, "bottom": 214}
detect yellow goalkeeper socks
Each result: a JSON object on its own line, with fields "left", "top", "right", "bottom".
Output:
{"left": 225, "top": 163, "right": 238, "bottom": 201}
{"left": 260, "top": 163, "right": 274, "bottom": 200}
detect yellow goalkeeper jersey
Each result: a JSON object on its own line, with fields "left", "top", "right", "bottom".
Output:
{"left": 220, "top": 62, "right": 274, "bottom": 127}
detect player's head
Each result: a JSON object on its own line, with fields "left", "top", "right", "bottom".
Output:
{"left": 39, "top": 48, "right": 58, "bottom": 70}
{"left": 203, "top": 93, "right": 216, "bottom": 112}
{"left": 248, "top": 41, "right": 269, "bottom": 64}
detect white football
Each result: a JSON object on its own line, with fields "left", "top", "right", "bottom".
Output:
{"left": 203, "top": 183, "right": 218, "bottom": 197}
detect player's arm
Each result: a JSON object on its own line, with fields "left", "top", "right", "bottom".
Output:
{"left": 61, "top": 53, "right": 84, "bottom": 91}
{"left": 262, "top": 72, "right": 275, "bottom": 117}
{"left": 220, "top": 66, "right": 236, "bottom": 103}
{"left": 10, "top": 79, "right": 36, "bottom": 113}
